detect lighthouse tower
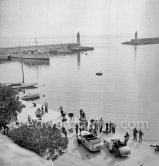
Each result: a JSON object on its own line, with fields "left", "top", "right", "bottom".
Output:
{"left": 135, "top": 31, "right": 138, "bottom": 40}
{"left": 77, "top": 32, "right": 81, "bottom": 45}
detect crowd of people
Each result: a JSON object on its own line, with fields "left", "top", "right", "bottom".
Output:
{"left": 58, "top": 107, "right": 145, "bottom": 146}
{"left": 1, "top": 103, "right": 144, "bottom": 148}
{"left": 35, "top": 101, "right": 48, "bottom": 119}
{"left": 75, "top": 109, "right": 117, "bottom": 137}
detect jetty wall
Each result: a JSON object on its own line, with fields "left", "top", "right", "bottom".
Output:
{"left": 122, "top": 37, "right": 159, "bottom": 45}
{"left": 0, "top": 43, "right": 80, "bottom": 54}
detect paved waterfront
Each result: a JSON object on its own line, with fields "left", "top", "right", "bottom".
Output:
{"left": 55, "top": 132, "right": 159, "bottom": 166}
{"left": 18, "top": 100, "right": 61, "bottom": 123}
{"left": 17, "top": 100, "right": 159, "bottom": 166}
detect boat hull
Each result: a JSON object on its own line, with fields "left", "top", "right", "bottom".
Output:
{"left": 20, "top": 94, "right": 40, "bottom": 101}
{"left": 12, "top": 83, "right": 38, "bottom": 89}
{"left": 10, "top": 53, "right": 49, "bottom": 60}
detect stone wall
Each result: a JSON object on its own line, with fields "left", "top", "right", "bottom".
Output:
{"left": 0, "top": 43, "right": 79, "bottom": 54}
{"left": 0, "top": 134, "right": 54, "bottom": 166}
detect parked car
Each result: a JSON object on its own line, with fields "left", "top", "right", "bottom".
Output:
{"left": 104, "top": 138, "right": 131, "bottom": 157}
{"left": 77, "top": 131, "right": 104, "bottom": 151}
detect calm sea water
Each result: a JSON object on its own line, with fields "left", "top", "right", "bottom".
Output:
{"left": 0, "top": 36, "right": 159, "bottom": 142}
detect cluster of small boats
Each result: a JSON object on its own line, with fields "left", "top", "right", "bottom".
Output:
{"left": 4, "top": 82, "right": 40, "bottom": 101}
{"left": 6, "top": 83, "right": 38, "bottom": 89}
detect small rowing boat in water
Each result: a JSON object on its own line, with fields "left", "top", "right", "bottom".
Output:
{"left": 20, "top": 93, "right": 40, "bottom": 101}
{"left": 96, "top": 72, "right": 102, "bottom": 76}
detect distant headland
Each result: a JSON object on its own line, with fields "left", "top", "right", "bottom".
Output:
{"left": 122, "top": 31, "right": 159, "bottom": 45}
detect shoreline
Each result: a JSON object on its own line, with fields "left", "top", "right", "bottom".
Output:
{"left": 17, "top": 100, "right": 159, "bottom": 165}
{"left": 18, "top": 100, "right": 61, "bottom": 123}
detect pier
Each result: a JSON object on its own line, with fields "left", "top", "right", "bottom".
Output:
{"left": 122, "top": 32, "right": 159, "bottom": 45}
{"left": 0, "top": 32, "right": 94, "bottom": 59}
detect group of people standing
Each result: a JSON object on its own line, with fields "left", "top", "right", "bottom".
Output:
{"left": 58, "top": 107, "right": 145, "bottom": 145}
{"left": 74, "top": 109, "right": 117, "bottom": 136}
{"left": 123, "top": 128, "right": 144, "bottom": 145}
{"left": 35, "top": 101, "right": 48, "bottom": 118}
{"left": 133, "top": 128, "right": 144, "bottom": 143}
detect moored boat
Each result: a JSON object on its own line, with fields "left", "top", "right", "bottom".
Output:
{"left": 20, "top": 93, "right": 40, "bottom": 101}
{"left": 10, "top": 53, "right": 49, "bottom": 60}
{"left": 96, "top": 72, "right": 102, "bottom": 76}
{"left": 5, "top": 82, "right": 22, "bottom": 86}
{"left": 12, "top": 83, "right": 38, "bottom": 89}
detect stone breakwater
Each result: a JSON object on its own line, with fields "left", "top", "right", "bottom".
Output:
{"left": 0, "top": 43, "right": 94, "bottom": 55}
{"left": 122, "top": 37, "right": 159, "bottom": 45}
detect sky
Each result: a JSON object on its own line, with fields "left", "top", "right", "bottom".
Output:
{"left": 0, "top": 0, "right": 159, "bottom": 38}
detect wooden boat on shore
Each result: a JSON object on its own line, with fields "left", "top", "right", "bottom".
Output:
{"left": 20, "top": 93, "right": 40, "bottom": 101}
{"left": 5, "top": 83, "right": 22, "bottom": 87}
{"left": 12, "top": 83, "right": 38, "bottom": 89}
{"left": 5, "top": 82, "right": 38, "bottom": 89}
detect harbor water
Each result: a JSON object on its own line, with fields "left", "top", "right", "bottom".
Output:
{"left": 0, "top": 35, "right": 159, "bottom": 142}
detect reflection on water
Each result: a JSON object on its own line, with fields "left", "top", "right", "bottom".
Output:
{"left": 134, "top": 45, "right": 137, "bottom": 62}
{"left": 12, "top": 59, "right": 50, "bottom": 68}
{"left": 77, "top": 52, "right": 81, "bottom": 70}
{"left": 0, "top": 59, "right": 12, "bottom": 65}
{"left": 1, "top": 36, "right": 159, "bottom": 142}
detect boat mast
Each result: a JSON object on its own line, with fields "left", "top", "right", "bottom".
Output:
{"left": 20, "top": 47, "right": 24, "bottom": 83}
{"left": 35, "top": 37, "right": 38, "bottom": 51}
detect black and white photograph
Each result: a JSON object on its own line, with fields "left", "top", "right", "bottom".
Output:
{"left": 0, "top": 0, "right": 159, "bottom": 166}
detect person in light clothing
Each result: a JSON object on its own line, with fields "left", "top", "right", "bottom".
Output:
{"left": 109, "top": 139, "right": 114, "bottom": 153}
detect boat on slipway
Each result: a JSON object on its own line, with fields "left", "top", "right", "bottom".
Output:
{"left": 11, "top": 83, "right": 38, "bottom": 89}
{"left": 20, "top": 93, "right": 40, "bottom": 101}
{"left": 4, "top": 52, "right": 38, "bottom": 89}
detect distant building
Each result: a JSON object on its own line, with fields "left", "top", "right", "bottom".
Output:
{"left": 77, "top": 32, "right": 81, "bottom": 45}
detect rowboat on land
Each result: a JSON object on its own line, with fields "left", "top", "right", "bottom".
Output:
{"left": 12, "top": 83, "right": 38, "bottom": 89}
{"left": 20, "top": 93, "right": 40, "bottom": 101}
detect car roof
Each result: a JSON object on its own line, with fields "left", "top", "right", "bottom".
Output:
{"left": 81, "top": 131, "right": 91, "bottom": 136}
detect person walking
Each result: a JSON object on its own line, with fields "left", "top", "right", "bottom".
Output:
{"left": 99, "top": 118, "right": 103, "bottom": 133}
{"left": 133, "top": 128, "right": 138, "bottom": 142}
{"left": 79, "top": 122, "right": 82, "bottom": 134}
{"left": 138, "top": 129, "right": 144, "bottom": 143}
{"left": 124, "top": 132, "right": 130, "bottom": 145}
{"left": 94, "top": 120, "right": 98, "bottom": 135}
{"left": 112, "top": 123, "right": 116, "bottom": 134}
{"left": 75, "top": 123, "right": 79, "bottom": 135}
{"left": 109, "top": 139, "right": 114, "bottom": 153}
{"left": 44, "top": 101, "right": 48, "bottom": 113}
{"left": 106, "top": 122, "right": 109, "bottom": 134}
{"left": 109, "top": 121, "right": 112, "bottom": 133}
